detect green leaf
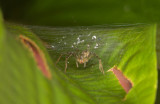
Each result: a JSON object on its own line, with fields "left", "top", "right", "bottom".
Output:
{"left": 156, "top": 26, "right": 160, "bottom": 104}
{"left": 29, "top": 24, "right": 157, "bottom": 104}
{"left": 0, "top": 23, "right": 95, "bottom": 104}
{"left": 0, "top": 22, "right": 157, "bottom": 104}
{"left": 155, "top": 70, "right": 160, "bottom": 104}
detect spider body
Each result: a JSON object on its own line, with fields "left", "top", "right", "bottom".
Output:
{"left": 76, "top": 50, "right": 91, "bottom": 64}
{"left": 56, "top": 49, "right": 104, "bottom": 74}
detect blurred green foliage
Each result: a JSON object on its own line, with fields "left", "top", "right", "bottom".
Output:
{"left": 0, "top": 0, "right": 160, "bottom": 26}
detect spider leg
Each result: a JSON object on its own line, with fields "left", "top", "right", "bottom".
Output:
{"left": 65, "top": 53, "right": 73, "bottom": 72}
{"left": 56, "top": 54, "right": 63, "bottom": 64}
{"left": 92, "top": 53, "right": 104, "bottom": 74}
{"left": 76, "top": 61, "right": 79, "bottom": 68}
{"left": 99, "top": 59, "right": 104, "bottom": 74}
{"left": 84, "top": 62, "right": 86, "bottom": 68}
{"left": 65, "top": 58, "right": 67, "bottom": 72}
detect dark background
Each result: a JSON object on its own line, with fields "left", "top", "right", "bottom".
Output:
{"left": 1, "top": 0, "right": 160, "bottom": 26}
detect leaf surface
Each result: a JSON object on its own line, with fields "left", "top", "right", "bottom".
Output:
{"left": 0, "top": 21, "right": 157, "bottom": 104}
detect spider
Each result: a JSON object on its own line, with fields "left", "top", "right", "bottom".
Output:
{"left": 56, "top": 48, "right": 104, "bottom": 74}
